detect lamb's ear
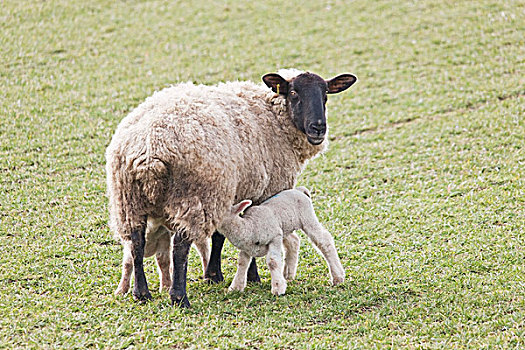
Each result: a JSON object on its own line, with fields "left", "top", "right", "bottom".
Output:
{"left": 326, "top": 74, "right": 357, "bottom": 94}
{"left": 262, "top": 73, "right": 289, "bottom": 95}
{"left": 232, "top": 200, "right": 252, "bottom": 216}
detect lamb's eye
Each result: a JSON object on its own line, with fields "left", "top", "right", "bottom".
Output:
{"left": 290, "top": 90, "right": 298, "bottom": 99}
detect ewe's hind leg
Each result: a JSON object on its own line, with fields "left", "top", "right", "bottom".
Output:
{"left": 170, "top": 234, "right": 192, "bottom": 308}
{"left": 130, "top": 222, "right": 152, "bottom": 301}
{"left": 267, "top": 238, "right": 287, "bottom": 296}
{"left": 115, "top": 241, "right": 133, "bottom": 295}
{"left": 302, "top": 219, "right": 345, "bottom": 285}
{"left": 193, "top": 236, "right": 210, "bottom": 277}
{"left": 229, "top": 251, "right": 251, "bottom": 292}
{"left": 283, "top": 232, "right": 300, "bottom": 281}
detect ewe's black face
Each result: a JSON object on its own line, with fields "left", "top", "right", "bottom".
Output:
{"left": 263, "top": 71, "right": 357, "bottom": 145}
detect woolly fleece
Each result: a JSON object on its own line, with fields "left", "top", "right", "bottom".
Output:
{"left": 217, "top": 187, "right": 345, "bottom": 295}
{"left": 106, "top": 70, "right": 326, "bottom": 244}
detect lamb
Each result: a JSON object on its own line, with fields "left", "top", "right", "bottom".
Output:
{"left": 106, "top": 69, "right": 357, "bottom": 307}
{"left": 217, "top": 187, "right": 345, "bottom": 296}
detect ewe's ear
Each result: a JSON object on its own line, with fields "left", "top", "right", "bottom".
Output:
{"left": 326, "top": 74, "right": 357, "bottom": 94}
{"left": 262, "top": 73, "right": 289, "bottom": 95}
{"left": 232, "top": 200, "right": 252, "bottom": 216}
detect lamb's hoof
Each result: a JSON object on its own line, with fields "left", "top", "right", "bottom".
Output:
{"left": 271, "top": 281, "right": 287, "bottom": 296}
{"left": 159, "top": 286, "right": 171, "bottom": 294}
{"left": 132, "top": 289, "right": 152, "bottom": 302}
{"left": 332, "top": 276, "right": 345, "bottom": 286}
{"left": 283, "top": 270, "right": 296, "bottom": 281}
{"left": 114, "top": 286, "right": 129, "bottom": 296}
{"left": 205, "top": 271, "right": 224, "bottom": 284}
{"left": 171, "top": 294, "right": 191, "bottom": 308}
{"left": 228, "top": 283, "right": 246, "bottom": 293}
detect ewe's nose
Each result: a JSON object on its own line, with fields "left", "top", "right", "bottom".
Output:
{"left": 308, "top": 121, "right": 326, "bottom": 136}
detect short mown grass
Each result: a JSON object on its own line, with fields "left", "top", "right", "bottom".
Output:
{"left": 1, "top": 0, "right": 524, "bottom": 348}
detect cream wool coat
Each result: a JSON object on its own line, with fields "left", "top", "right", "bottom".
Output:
{"left": 106, "top": 73, "right": 325, "bottom": 246}
{"left": 217, "top": 187, "right": 345, "bottom": 296}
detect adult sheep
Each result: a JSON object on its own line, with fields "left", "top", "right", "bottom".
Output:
{"left": 106, "top": 69, "right": 357, "bottom": 307}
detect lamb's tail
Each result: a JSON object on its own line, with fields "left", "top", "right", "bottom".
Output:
{"left": 295, "top": 186, "right": 311, "bottom": 198}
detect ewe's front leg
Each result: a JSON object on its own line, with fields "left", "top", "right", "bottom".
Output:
{"left": 170, "top": 234, "right": 192, "bottom": 308}
{"left": 283, "top": 232, "right": 300, "bottom": 281}
{"left": 205, "top": 231, "right": 225, "bottom": 283}
{"left": 303, "top": 221, "right": 345, "bottom": 285}
{"left": 115, "top": 241, "right": 133, "bottom": 295}
{"left": 229, "top": 251, "right": 252, "bottom": 292}
{"left": 206, "top": 231, "right": 261, "bottom": 284}
{"left": 247, "top": 258, "right": 261, "bottom": 283}
{"left": 266, "top": 238, "right": 287, "bottom": 296}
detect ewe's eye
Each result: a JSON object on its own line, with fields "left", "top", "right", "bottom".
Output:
{"left": 289, "top": 90, "right": 299, "bottom": 99}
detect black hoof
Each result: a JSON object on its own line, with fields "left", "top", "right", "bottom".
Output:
{"left": 205, "top": 271, "right": 224, "bottom": 284}
{"left": 247, "top": 273, "right": 261, "bottom": 283}
{"left": 247, "top": 258, "right": 261, "bottom": 283}
{"left": 133, "top": 290, "right": 152, "bottom": 302}
{"left": 171, "top": 294, "right": 191, "bottom": 308}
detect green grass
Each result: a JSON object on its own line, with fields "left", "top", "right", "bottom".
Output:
{"left": 1, "top": 0, "right": 524, "bottom": 348}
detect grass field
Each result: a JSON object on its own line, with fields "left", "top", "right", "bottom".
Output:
{"left": 1, "top": 0, "right": 524, "bottom": 348}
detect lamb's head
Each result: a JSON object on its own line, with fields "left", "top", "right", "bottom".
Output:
{"left": 263, "top": 70, "right": 357, "bottom": 145}
{"left": 217, "top": 200, "right": 252, "bottom": 234}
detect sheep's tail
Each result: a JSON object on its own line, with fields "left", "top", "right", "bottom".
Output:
{"left": 132, "top": 156, "right": 169, "bottom": 204}
{"left": 296, "top": 186, "right": 311, "bottom": 198}
{"left": 106, "top": 153, "right": 155, "bottom": 241}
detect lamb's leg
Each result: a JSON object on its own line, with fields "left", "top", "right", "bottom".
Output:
{"left": 247, "top": 258, "right": 261, "bottom": 283}
{"left": 130, "top": 223, "right": 152, "bottom": 301}
{"left": 170, "top": 234, "right": 192, "bottom": 308}
{"left": 193, "top": 236, "right": 210, "bottom": 277}
{"left": 155, "top": 231, "right": 172, "bottom": 292}
{"left": 267, "top": 238, "right": 287, "bottom": 296}
{"left": 283, "top": 232, "right": 300, "bottom": 281}
{"left": 115, "top": 241, "right": 133, "bottom": 295}
{"left": 228, "top": 251, "right": 251, "bottom": 292}
{"left": 205, "top": 231, "right": 225, "bottom": 283}
{"left": 302, "top": 220, "right": 345, "bottom": 285}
